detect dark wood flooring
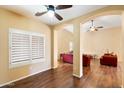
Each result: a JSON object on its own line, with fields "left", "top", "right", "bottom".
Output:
{"left": 2, "top": 59, "right": 123, "bottom": 88}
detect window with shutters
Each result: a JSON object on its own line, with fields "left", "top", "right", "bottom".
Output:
{"left": 9, "top": 28, "right": 45, "bottom": 68}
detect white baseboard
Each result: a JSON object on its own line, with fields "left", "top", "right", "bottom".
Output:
{"left": 73, "top": 73, "right": 83, "bottom": 78}
{"left": 0, "top": 67, "right": 51, "bottom": 87}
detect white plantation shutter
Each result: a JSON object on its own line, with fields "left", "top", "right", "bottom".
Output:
{"left": 9, "top": 29, "right": 45, "bottom": 68}
{"left": 39, "top": 36, "right": 45, "bottom": 58}
{"left": 10, "top": 32, "right": 30, "bottom": 64}
{"left": 32, "top": 35, "right": 45, "bottom": 60}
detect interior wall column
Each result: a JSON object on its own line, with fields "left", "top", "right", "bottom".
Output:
{"left": 51, "top": 26, "right": 58, "bottom": 69}
{"left": 121, "top": 12, "right": 124, "bottom": 87}
{"left": 121, "top": 12, "right": 124, "bottom": 62}
{"left": 73, "top": 21, "right": 83, "bottom": 78}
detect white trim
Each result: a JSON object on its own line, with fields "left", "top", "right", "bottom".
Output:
{"left": 0, "top": 67, "right": 51, "bottom": 87}
{"left": 52, "top": 65, "right": 58, "bottom": 69}
{"left": 9, "top": 28, "right": 45, "bottom": 36}
{"left": 9, "top": 59, "right": 46, "bottom": 68}
{"left": 9, "top": 60, "right": 31, "bottom": 68}
{"left": 73, "top": 73, "right": 83, "bottom": 78}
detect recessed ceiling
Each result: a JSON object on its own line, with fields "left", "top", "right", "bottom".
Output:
{"left": 1, "top": 5, "right": 107, "bottom": 25}
{"left": 62, "top": 15, "right": 121, "bottom": 33}
{"left": 81, "top": 15, "right": 121, "bottom": 32}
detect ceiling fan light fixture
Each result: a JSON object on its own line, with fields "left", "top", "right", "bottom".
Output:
{"left": 47, "top": 10, "right": 54, "bottom": 17}
{"left": 90, "top": 26, "right": 96, "bottom": 31}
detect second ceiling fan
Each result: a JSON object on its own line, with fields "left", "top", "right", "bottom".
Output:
{"left": 88, "top": 20, "right": 104, "bottom": 32}
{"left": 35, "top": 5, "right": 73, "bottom": 21}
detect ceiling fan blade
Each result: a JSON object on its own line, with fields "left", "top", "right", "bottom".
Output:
{"left": 96, "top": 26, "right": 103, "bottom": 28}
{"left": 35, "top": 11, "right": 47, "bottom": 16}
{"left": 95, "top": 29, "right": 98, "bottom": 31}
{"left": 54, "top": 12, "right": 63, "bottom": 21}
{"left": 44, "top": 5, "right": 48, "bottom": 8}
{"left": 56, "top": 5, "right": 72, "bottom": 10}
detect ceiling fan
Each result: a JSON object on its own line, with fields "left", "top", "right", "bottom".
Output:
{"left": 88, "top": 20, "right": 103, "bottom": 32}
{"left": 35, "top": 5, "right": 73, "bottom": 21}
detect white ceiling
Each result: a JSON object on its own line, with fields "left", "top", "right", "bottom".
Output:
{"left": 1, "top": 5, "right": 107, "bottom": 25}
{"left": 80, "top": 15, "right": 121, "bottom": 32}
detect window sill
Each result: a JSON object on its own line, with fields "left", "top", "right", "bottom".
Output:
{"left": 9, "top": 59, "right": 45, "bottom": 69}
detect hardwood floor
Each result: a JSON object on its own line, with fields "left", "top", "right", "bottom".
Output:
{"left": 2, "top": 59, "right": 123, "bottom": 88}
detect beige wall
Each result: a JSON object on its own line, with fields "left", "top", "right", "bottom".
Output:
{"left": 0, "top": 8, "right": 51, "bottom": 85}
{"left": 57, "top": 29, "right": 73, "bottom": 59}
{"left": 81, "top": 27, "right": 122, "bottom": 61}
